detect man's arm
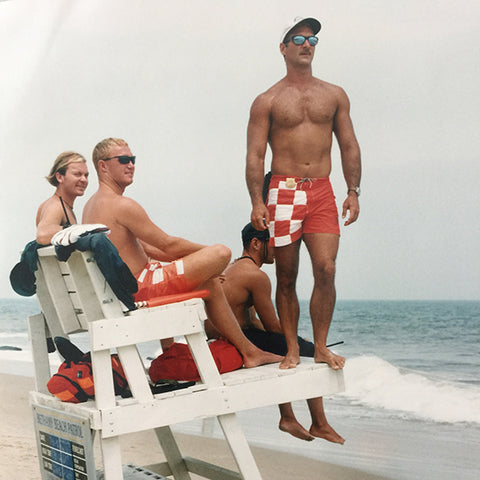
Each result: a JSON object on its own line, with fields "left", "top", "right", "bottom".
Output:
{"left": 120, "top": 197, "right": 205, "bottom": 259}
{"left": 249, "top": 270, "right": 283, "bottom": 333}
{"left": 246, "top": 94, "right": 271, "bottom": 231}
{"left": 138, "top": 240, "right": 177, "bottom": 262}
{"left": 333, "top": 87, "right": 362, "bottom": 226}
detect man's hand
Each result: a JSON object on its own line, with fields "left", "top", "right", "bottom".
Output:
{"left": 342, "top": 193, "right": 360, "bottom": 226}
{"left": 250, "top": 203, "right": 270, "bottom": 231}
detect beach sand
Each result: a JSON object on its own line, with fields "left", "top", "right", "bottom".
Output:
{"left": 0, "top": 372, "right": 391, "bottom": 480}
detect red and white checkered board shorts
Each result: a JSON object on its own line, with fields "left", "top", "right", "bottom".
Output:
{"left": 134, "top": 260, "right": 189, "bottom": 302}
{"left": 267, "top": 176, "right": 340, "bottom": 247}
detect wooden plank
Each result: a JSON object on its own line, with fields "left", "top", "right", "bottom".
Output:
{"left": 183, "top": 457, "right": 242, "bottom": 480}
{"left": 185, "top": 331, "right": 223, "bottom": 387}
{"left": 154, "top": 426, "right": 192, "bottom": 480}
{"left": 38, "top": 253, "right": 84, "bottom": 333}
{"left": 143, "top": 462, "right": 172, "bottom": 477}
{"left": 75, "top": 251, "right": 127, "bottom": 320}
{"left": 35, "top": 261, "right": 75, "bottom": 337}
{"left": 99, "top": 436, "right": 124, "bottom": 480}
{"left": 67, "top": 251, "right": 115, "bottom": 323}
{"left": 28, "top": 314, "right": 51, "bottom": 394}
{"left": 220, "top": 359, "right": 318, "bottom": 386}
{"left": 116, "top": 345, "right": 153, "bottom": 402}
{"left": 89, "top": 305, "right": 205, "bottom": 351}
{"left": 62, "top": 273, "right": 77, "bottom": 292}
{"left": 90, "top": 349, "right": 117, "bottom": 411}
{"left": 98, "top": 367, "right": 344, "bottom": 437}
{"left": 217, "top": 413, "right": 262, "bottom": 480}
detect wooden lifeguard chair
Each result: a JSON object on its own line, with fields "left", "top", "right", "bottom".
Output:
{"left": 28, "top": 245, "right": 345, "bottom": 480}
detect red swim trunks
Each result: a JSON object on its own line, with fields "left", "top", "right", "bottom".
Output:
{"left": 267, "top": 175, "right": 340, "bottom": 247}
{"left": 134, "top": 260, "right": 190, "bottom": 302}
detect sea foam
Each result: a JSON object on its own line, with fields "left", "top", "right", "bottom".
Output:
{"left": 342, "top": 355, "right": 480, "bottom": 424}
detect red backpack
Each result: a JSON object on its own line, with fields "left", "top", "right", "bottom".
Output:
{"left": 47, "top": 338, "right": 129, "bottom": 403}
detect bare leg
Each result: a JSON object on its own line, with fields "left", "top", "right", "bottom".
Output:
{"left": 202, "top": 278, "right": 282, "bottom": 367}
{"left": 303, "top": 233, "right": 345, "bottom": 370}
{"left": 182, "top": 245, "right": 282, "bottom": 368}
{"left": 274, "top": 240, "right": 302, "bottom": 369}
{"left": 307, "top": 397, "right": 345, "bottom": 444}
{"left": 278, "top": 403, "right": 315, "bottom": 441}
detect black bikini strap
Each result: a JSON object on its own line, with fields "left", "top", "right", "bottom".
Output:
{"left": 237, "top": 255, "right": 257, "bottom": 265}
{"left": 59, "top": 196, "right": 72, "bottom": 228}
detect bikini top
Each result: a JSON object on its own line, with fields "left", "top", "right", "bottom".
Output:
{"left": 59, "top": 196, "right": 73, "bottom": 228}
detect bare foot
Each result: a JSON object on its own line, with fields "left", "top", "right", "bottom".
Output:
{"left": 310, "top": 423, "right": 345, "bottom": 445}
{"left": 279, "top": 418, "right": 315, "bottom": 441}
{"left": 314, "top": 347, "right": 345, "bottom": 370}
{"left": 243, "top": 348, "right": 283, "bottom": 368}
{"left": 279, "top": 352, "right": 300, "bottom": 370}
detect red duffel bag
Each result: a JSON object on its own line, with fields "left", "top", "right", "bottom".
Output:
{"left": 149, "top": 338, "right": 243, "bottom": 382}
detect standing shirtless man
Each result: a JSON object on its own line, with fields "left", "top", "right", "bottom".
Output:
{"left": 216, "top": 223, "right": 344, "bottom": 444}
{"left": 83, "top": 137, "right": 281, "bottom": 368}
{"left": 246, "top": 17, "right": 361, "bottom": 370}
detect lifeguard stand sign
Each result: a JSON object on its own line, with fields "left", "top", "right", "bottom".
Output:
{"left": 32, "top": 404, "right": 95, "bottom": 480}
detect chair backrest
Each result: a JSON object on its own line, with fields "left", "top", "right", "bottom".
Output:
{"left": 35, "top": 246, "right": 125, "bottom": 338}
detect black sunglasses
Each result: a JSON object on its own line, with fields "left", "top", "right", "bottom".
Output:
{"left": 285, "top": 35, "right": 318, "bottom": 46}
{"left": 102, "top": 155, "right": 136, "bottom": 165}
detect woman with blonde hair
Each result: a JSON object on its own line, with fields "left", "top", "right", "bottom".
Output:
{"left": 36, "top": 151, "right": 89, "bottom": 244}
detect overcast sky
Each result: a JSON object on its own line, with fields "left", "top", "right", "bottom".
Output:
{"left": 1, "top": 0, "right": 479, "bottom": 300}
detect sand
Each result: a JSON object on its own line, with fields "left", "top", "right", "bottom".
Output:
{"left": 0, "top": 372, "right": 391, "bottom": 480}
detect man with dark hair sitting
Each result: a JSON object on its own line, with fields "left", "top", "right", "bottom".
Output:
{"left": 206, "top": 223, "right": 344, "bottom": 443}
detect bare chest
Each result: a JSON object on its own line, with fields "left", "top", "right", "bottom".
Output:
{"left": 271, "top": 87, "right": 337, "bottom": 129}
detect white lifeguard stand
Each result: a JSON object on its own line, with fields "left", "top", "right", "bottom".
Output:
{"left": 28, "top": 246, "right": 345, "bottom": 479}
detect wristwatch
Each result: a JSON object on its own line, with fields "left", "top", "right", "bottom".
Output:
{"left": 348, "top": 186, "right": 361, "bottom": 197}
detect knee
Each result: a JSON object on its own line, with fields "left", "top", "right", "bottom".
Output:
{"left": 277, "top": 270, "right": 297, "bottom": 292}
{"left": 211, "top": 243, "right": 232, "bottom": 266}
{"left": 313, "top": 260, "right": 336, "bottom": 283}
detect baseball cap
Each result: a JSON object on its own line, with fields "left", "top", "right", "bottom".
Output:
{"left": 280, "top": 16, "right": 321, "bottom": 44}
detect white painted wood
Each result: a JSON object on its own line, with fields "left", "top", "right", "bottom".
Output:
{"left": 185, "top": 331, "right": 223, "bottom": 387}
{"left": 100, "top": 436, "right": 124, "bottom": 480}
{"left": 96, "top": 364, "right": 343, "bottom": 438}
{"left": 36, "top": 252, "right": 83, "bottom": 333}
{"left": 28, "top": 313, "right": 51, "bottom": 393}
{"left": 183, "top": 457, "right": 242, "bottom": 480}
{"left": 116, "top": 344, "right": 153, "bottom": 402}
{"left": 154, "top": 426, "right": 192, "bottom": 480}
{"left": 217, "top": 413, "right": 262, "bottom": 480}
{"left": 30, "top": 245, "right": 345, "bottom": 480}
{"left": 35, "top": 261, "right": 71, "bottom": 338}
{"left": 89, "top": 305, "right": 205, "bottom": 351}
{"left": 67, "top": 250, "right": 122, "bottom": 322}
{"left": 142, "top": 462, "right": 173, "bottom": 477}
{"left": 90, "top": 349, "right": 117, "bottom": 411}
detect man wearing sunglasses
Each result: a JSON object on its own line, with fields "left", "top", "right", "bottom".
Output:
{"left": 83, "top": 137, "right": 282, "bottom": 369}
{"left": 246, "top": 17, "right": 362, "bottom": 371}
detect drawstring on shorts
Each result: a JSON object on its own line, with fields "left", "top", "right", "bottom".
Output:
{"left": 298, "top": 177, "right": 313, "bottom": 189}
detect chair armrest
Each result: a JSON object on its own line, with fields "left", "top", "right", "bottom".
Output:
{"left": 135, "top": 290, "right": 209, "bottom": 308}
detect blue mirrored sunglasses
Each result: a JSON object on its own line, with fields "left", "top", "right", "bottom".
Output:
{"left": 285, "top": 35, "right": 318, "bottom": 46}
{"left": 102, "top": 155, "right": 136, "bottom": 165}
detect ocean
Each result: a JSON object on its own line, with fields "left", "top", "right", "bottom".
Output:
{"left": 1, "top": 298, "right": 479, "bottom": 480}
